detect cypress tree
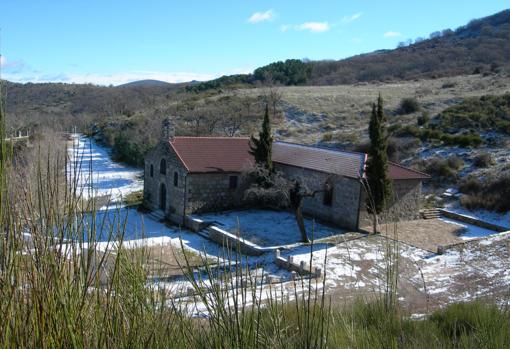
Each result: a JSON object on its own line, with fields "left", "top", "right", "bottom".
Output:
{"left": 366, "top": 94, "right": 392, "bottom": 214}
{"left": 249, "top": 103, "right": 273, "bottom": 172}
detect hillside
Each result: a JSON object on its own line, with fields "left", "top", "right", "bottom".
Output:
{"left": 4, "top": 9, "right": 510, "bottom": 135}
{"left": 308, "top": 9, "right": 510, "bottom": 84}
{"left": 117, "top": 79, "right": 178, "bottom": 88}
{"left": 189, "top": 9, "right": 510, "bottom": 91}
{"left": 2, "top": 80, "right": 185, "bottom": 133}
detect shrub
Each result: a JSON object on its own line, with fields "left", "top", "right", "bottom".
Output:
{"left": 441, "top": 81, "right": 457, "bottom": 89}
{"left": 395, "top": 125, "right": 483, "bottom": 147}
{"left": 430, "top": 301, "right": 510, "bottom": 347}
{"left": 354, "top": 137, "right": 419, "bottom": 162}
{"left": 321, "top": 132, "right": 333, "bottom": 142}
{"left": 417, "top": 112, "right": 430, "bottom": 126}
{"left": 459, "top": 176, "right": 483, "bottom": 194}
{"left": 387, "top": 123, "right": 402, "bottom": 134}
{"left": 398, "top": 97, "right": 420, "bottom": 115}
{"left": 420, "top": 157, "right": 460, "bottom": 183}
{"left": 460, "top": 172, "right": 510, "bottom": 212}
{"left": 473, "top": 152, "right": 495, "bottom": 168}
{"left": 440, "top": 133, "right": 483, "bottom": 147}
{"left": 447, "top": 155, "right": 464, "bottom": 170}
{"left": 439, "top": 93, "right": 510, "bottom": 134}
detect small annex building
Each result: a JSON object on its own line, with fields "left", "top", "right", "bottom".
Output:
{"left": 143, "top": 136, "right": 429, "bottom": 231}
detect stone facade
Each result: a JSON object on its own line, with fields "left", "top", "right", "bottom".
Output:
{"left": 144, "top": 142, "right": 249, "bottom": 224}
{"left": 186, "top": 173, "right": 248, "bottom": 214}
{"left": 275, "top": 163, "right": 362, "bottom": 231}
{"left": 144, "top": 140, "right": 425, "bottom": 231}
{"left": 357, "top": 179, "right": 423, "bottom": 229}
{"left": 143, "top": 142, "right": 187, "bottom": 222}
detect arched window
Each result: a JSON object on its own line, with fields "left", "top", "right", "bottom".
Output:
{"left": 173, "top": 171, "right": 178, "bottom": 187}
{"left": 150, "top": 164, "right": 154, "bottom": 177}
{"left": 160, "top": 158, "right": 166, "bottom": 175}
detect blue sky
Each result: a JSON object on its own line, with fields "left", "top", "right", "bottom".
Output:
{"left": 1, "top": 0, "right": 508, "bottom": 85}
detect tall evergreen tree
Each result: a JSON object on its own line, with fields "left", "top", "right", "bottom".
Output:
{"left": 366, "top": 94, "right": 392, "bottom": 214}
{"left": 249, "top": 104, "right": 273, "bottom": 172}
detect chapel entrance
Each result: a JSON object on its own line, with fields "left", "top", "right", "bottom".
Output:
{"left": 159, "top": 183, "right": 167, "bottom": 211}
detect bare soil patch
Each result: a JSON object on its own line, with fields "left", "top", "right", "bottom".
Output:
{"left": 130, "top": 245, "right": 206, "bottom": 278}
{"left": 364, "top": 219, "right": 466, "bottom": 252}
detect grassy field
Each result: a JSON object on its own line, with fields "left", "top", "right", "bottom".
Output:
{"left": 230, "top": 73, "right": 510, "bottom": 143}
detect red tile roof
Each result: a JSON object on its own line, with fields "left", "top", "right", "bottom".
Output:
{"left": 170, "top": 137, "right": 254, "bottom": 173}
{"left": 168, "top": 137, "right": 429, "bottom": 180}
{"left": 388, "top": 162, "right": 430, "bottom": 180}
{"left": 273, "top": 142, "right": 366, "bottom": 178}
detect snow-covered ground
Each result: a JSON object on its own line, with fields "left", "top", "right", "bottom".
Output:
{"left": 193, "top": 209, "right": 344, "bottom": 247}
{"left": 446, "top": 205, "right": 510, "bottom": 230}
{"left": 82, "top": 207, "right": 223, "bottom": 258}
{"left": 439, "top": 217, "right": 501, "bottom": 240}
{"left": 64, "top": 135, "right": 510, "bottom": 315}
{"left": 67, "top": 133, "right": 143, "bottom": 204}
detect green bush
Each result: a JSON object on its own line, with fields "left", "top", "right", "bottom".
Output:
{"left": 430, "top": 301, "right": 510, "bottom": 347}
{"left": 473, "top": 152, "right": 495, "bottom": 168}
{"left": 396, "top": 125, "right": 483, "bottom": 147}
{"left": 447, "top": 155, "right": 465, "bottom": 170}
{"left": 398, "top": 97, "right": 420, "bottom": 114}
{"left": 417, "top": 111, "right": 430, "bottom": 126}
{"left": 321, "top": 132, "right": 333, "bottom": 142}
{"left": 112, "top": 133, "right": 152, "bottom": 167}
{"left": 459, "top": 176, "right": 483, "bottom": 194}
{"left": 417, "top": 156, "right": 464, "bottom": 184}
{"left": 439, "top": 93, "right": 510, "bottom": 134}
{"left": 253, "top": 59, "right": 312, "bottom": 85}
{"left": 460, "top": 172, "right": 510, "bottom": 212}
{"left": 387, "top": 123, "right": 402, "bottom": 134}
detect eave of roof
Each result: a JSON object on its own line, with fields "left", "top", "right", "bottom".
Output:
{"left": 162, "top": 137, "right": 429, "bottom": 180}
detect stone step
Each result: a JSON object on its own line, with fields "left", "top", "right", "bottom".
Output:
{"left": 147, "top": 209, "right": 165, "bottom": 222}
{"left": 423, "top": 215, "right": 442, "bottom": 219}
{"left": 196, "top": 229, "right": 210, "bottom": 240}
{"left": 421, "top": 208, "right": 442, "bottom": 219}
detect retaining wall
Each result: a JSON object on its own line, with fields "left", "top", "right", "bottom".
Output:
{"left": 273, "top": 250, "right": 322, "bottom": 278}
{"left": 440, "top": 210, "right": 508, "bottom": 233}
{"left": 207, "top": 226, "right": 265, "bottom": 256}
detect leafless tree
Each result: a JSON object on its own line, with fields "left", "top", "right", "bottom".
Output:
{"left": 242, "top": 164, "right": 324, "bottom": 242}
{"left": 264, "top": 86, "right": 283, "bottom": 121}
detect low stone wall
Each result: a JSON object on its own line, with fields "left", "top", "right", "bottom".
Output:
{"left": 207, "top": 226, "right": 264, "bottom": 256}
{"left": 440, "top": 210, "right": 508, "bottom": 233}
{"left": 274, "top": 250, "right": 322, "bottom": 278}
{"left": 437, "top": 231, "right": 510, "bottom": 254}
{"left": 184, "top": 216, "right": 210, "bottom": 232}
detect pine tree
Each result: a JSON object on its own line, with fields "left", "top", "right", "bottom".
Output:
{"left": 249, "top": 104, "right": 273, "bottom": 172}
{"left": 366, "top": 94, "right": 392, "bottom": 214}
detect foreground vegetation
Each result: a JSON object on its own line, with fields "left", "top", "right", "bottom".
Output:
{"left": 1, "top": 98, "right": 510, "bottom": 348}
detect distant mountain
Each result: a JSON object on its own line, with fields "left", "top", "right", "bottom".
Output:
{"left": 117, "top": 79, "right": 174, "bottom": 88}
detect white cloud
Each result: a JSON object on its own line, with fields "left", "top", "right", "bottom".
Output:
{"left": 383, "top": 31, "right": 402, "bottom": 38}
{"left": 0, "top": 56, "right": 6, "bottom": 67}
{"left": 3, "top": 70, "right": 219, "bottom": 86}
{"left": 342, "top": 12, "right": 362, "bottom": 23}
{"left": 247, "top": 9, "right": 275, "bottom": 24}
{"left": 296, "top": 22, "right": 330, "bottom": 33}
